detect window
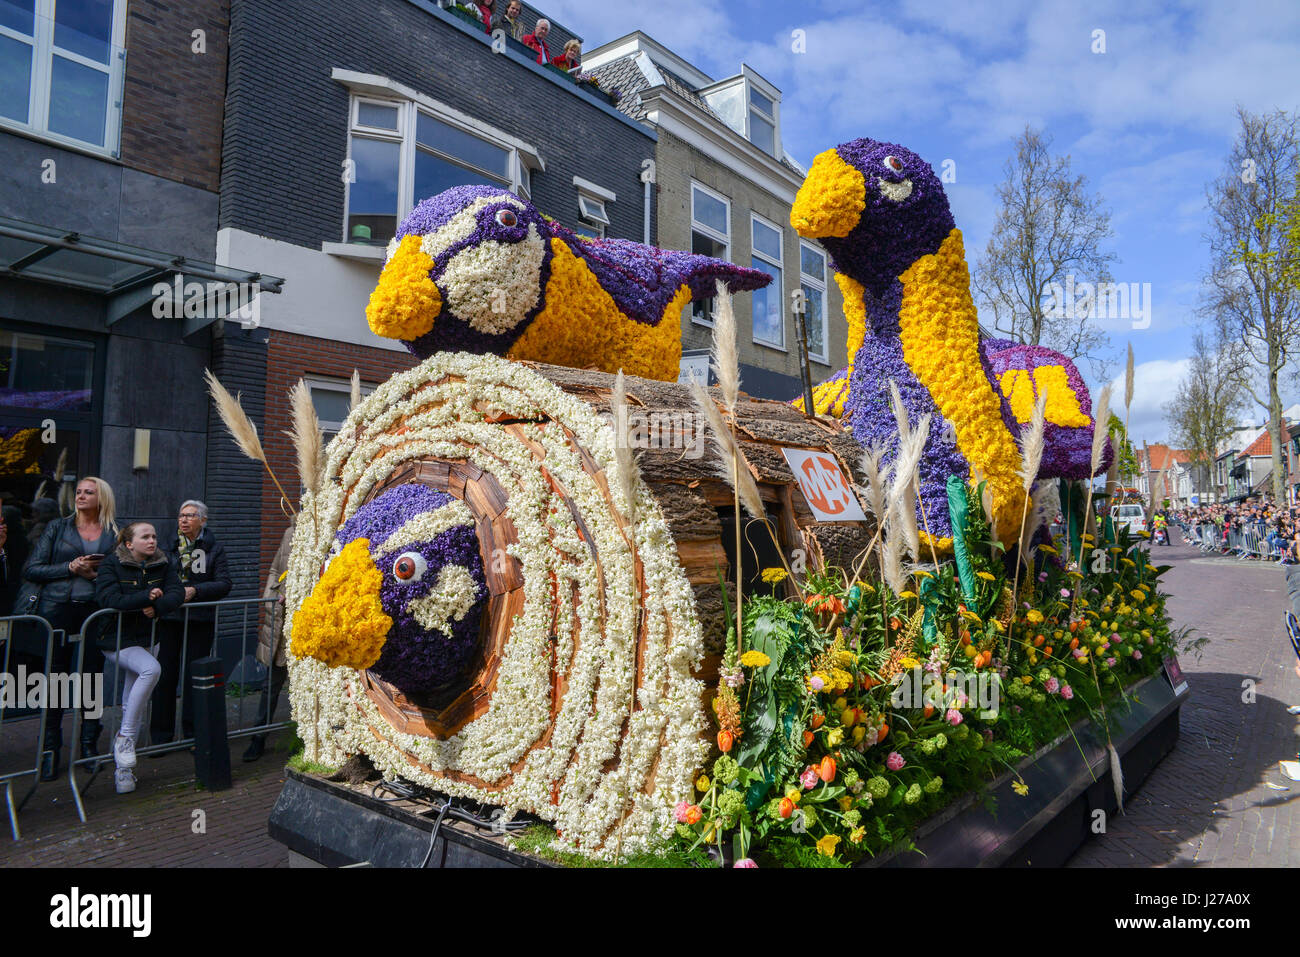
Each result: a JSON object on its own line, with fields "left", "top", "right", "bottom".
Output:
{"left": 799, "top": 241, "right": 828, "bottom": 363}
{"left": 749, "top": 87, "right": 775, "bottom": 156}
{"left": 308, "top": 378, "right": 374, "bottom": 444}
{"left": 750, "top": 214, "right": 783, "bottom": 349}
{"left": 690, "top": 183, "right": 730, "bottom": 326}
{"left": 573, "top": 177, "right": 613, "bottom": 240}
{"left": 344, "top": 92, "right": 538, "bottom": 246}
{"left": 0, "top": 328, "right": 94, "bottom": 412}
{"left": 0, "top": 0, "right": 127, "bottom": 155}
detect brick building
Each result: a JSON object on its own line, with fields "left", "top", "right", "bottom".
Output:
{"left": 212, "top": 0, "right": 658, "bottom": 592}
{"left": 0, "top": 0, "right": 273, "bottom": 623}
{"left": 585, "top": 32, "right": 846, "bottom": 400}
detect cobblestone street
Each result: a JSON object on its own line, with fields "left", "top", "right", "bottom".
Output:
{"left": 1067, "top": 532, "right": 1300, "bottom": 866}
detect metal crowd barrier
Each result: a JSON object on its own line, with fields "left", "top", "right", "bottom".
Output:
{"left": 0, "top": 616, "right": 56, "bottom": 840}
{"left": 57, "top": 597, "right": 283, "bottom": 824}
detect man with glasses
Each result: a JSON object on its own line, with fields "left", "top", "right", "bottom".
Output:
{"left": 150, "top": 500, "right": 232, "bottom": 745}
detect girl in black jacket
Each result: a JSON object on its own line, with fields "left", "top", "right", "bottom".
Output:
{"left": 94, "top": 522, "right": 183, "bottom": 793}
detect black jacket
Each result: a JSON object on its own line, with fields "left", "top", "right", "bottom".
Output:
{"left": 93, "top": 545, "right": 184, "bottom": 650}
{"left": 21, "top": 516, "right": 117, "bottom": 616}
{"left": 164, "top": 526, "right": 232, "bottom": 623}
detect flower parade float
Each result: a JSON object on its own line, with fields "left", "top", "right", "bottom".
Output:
{"left": 265, "top": 160, "right": 1192, "bottom": 869}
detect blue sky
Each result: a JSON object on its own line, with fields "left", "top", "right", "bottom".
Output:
{"left": 544, "top": 0, "right": 1300, "bottom": 444}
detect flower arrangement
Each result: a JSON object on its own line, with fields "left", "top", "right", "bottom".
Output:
{"left": 284, "top": 351, "right": 710, "bottom": 860}
{"left": 364, "top": 186, "right": 769, "bottom": 382}
{"left": 667, "top": 502, "right": 1187, "bottom": 867}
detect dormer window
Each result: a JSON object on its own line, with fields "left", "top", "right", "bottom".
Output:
{"left": 749, "top": 88, "right": 775, "bottom": 155}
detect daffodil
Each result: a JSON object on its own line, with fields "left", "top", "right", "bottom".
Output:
{"left": 816, "top": 834, "right": 842, "bottom": 857}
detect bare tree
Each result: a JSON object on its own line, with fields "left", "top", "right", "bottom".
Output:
{"left": 1205, "top": 107, "right": 1300, "bottom": 504}
{"left": 1164, "top": 330, "right": 1248, "bottom": 501}
{"left": 973, "top": 126, "right": 1117, "bottom": 373}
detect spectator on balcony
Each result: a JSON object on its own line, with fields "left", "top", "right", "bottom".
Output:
{"left": 501, "top": 0, "right": 525, "bottom": 40}
{"left": 523, "top": 18, "right": 552, "bottom": 64}
{"left": 471, "top": 0, "right": 496, "bottom": 34}
{"left": 554, "top": 38, "right": 582, "bottom": 71}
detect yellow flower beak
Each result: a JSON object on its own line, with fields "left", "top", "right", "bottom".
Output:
{"left": 366, "top": 234, "right": 442, "bottom": 340}
{"left": 791, "top": 148, "right": 866, "bottom": 239}
{"left": 290, "top": 538, "right": 393, "bottom": 671}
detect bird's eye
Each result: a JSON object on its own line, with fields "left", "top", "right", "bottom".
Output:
{"left": 884, "top": 155, "right": 904, "bottom": 173}
{"left": 392, "top": 552, "right": 428, "bottom": 582}
{"left": 495, "top": 208, "right": 518, "bottom": 227}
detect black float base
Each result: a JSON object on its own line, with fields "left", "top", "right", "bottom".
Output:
{"left": 268, "top": 673, "right": 1185, "bottom": 868}
{"left": 874, "top": 672, "right": 1186, "bottom": 867}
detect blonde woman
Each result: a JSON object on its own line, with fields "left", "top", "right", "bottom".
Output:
{"left": 554, "top": 38, "right": 582, "bottom": 71}
{"left": 23, "top": 476, "right": 119, "bottom": 779}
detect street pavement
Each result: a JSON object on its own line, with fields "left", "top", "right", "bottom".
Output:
{"left": 1067, "top": 531, "right": 1300, "bottom": 867}
{"left": 2, "top": 531, "right": 1296, "bottom": 868}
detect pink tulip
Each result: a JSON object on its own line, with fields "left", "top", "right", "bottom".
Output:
{"left": 1133, "top": 649, "right": 1143, "bottom": 660}
{"left": 674, "top": 800, "right": 691, "bottom": 823}
{"left": 1061, "top": 684, "right": 1074, "bottom": 700}
{"left": 886, "top": 751, "right": 906, "bottom": 771}
{"left": 1045, "top": 677, "right": 1059, "bottom": 694}
{"left": 734, "top": 858, "right": 758, "bottom": 868}
{"left": 800, "top": 767, "right": 819, "bottom": 789}
{"left": 945, "top": 708, "right": 963, "bottom": 726}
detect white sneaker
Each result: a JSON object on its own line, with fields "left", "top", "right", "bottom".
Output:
{"left": 113, "top": 733, "right": 137, "bottom": 769}
{"left": 1280, "top": 760, "right": 1300, "bottom": 782}
{"left": 114, "top": 768, "right": 136, "bottom": 794}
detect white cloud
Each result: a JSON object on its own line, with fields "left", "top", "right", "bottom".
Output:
{"left": 1103, "top": 357, "right": 1191, "bottom": 445}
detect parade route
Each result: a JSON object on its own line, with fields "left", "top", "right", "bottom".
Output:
{"left": 1067, "top": 534, "right": 1300, "bottom": 867}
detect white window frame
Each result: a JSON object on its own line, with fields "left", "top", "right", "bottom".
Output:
{"left": 306, "top": 376, "right": 376, "bottom": 441}
{"left": 690, "top": 181, "right": 730, "bottom": 328}
{"left": 750, "top": 212, "right": 784, "bottom": 350}
{"left": 799, "top": 240, "right": 829, "bottom": 365}
{"left": 0, "top": 0, "right": 129, "bottom": 157}
{"left": 748, "top": 86, "right": 776, "bottom": 156}
{"left": 343, "top": 89, "right": 540, "bottom": 244}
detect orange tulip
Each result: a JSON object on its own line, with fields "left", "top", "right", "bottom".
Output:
{"left": 803, "top": 730, "right": 815, "bottom": 747}
{"left": 890, "top": 617, "right": 901, "bottom": 631}
{"left": 779, "top": 797, "right": 794, "bottom": 818}
{"left": 717, "top": 730, "right": 734, "bottom": 753}
{"left": 878, "top": 722, "right": 889, "bottom": 741}
{"left": 818, "top": 756, "right": 837, "bottom": 782}
{"left": 1033, "top": 634, "right": 1046, "bottom": 647}
{"left": 1043, "top": 646, "right": 1053, "bottom": 657}
{"left": 810, "top": 713, "right": 825, "bottom": 729}
{"left": 685, "top": 804, "right": 702, "bottom": 825}
{"left": 1069, "top": 637, "right": 1079, "bottom": 651}
{"left": 923, "top": 704, "right": 935, "bottom": 719}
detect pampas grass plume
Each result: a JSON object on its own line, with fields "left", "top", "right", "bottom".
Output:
{"left": 205, "top": 368, "right": 265, "bottom": 463}
{"left": 691, "top": 379, "right": 764, "bottom": 519}
{"left": 288, "top": 379, "right": 324, "bottom": 497}
{"left": 1019, "top": 389, "right": 1048, "bottom": 493}
{"left": 711, "top": 281, "right": 740, "bottom": 415}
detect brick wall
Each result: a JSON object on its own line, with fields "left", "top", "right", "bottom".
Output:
{"left": 120, "top": 0, "right": 230, "bottom": 192}
{"left": 258, "top": 330, "right": 419, "bottom": 582}
{"left": 220, "top": 0, "right": 654, "bottom": 248}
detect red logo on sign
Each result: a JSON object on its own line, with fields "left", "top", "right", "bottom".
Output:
{"left": 799, "top": 454, "right": 852, "bottom": 515}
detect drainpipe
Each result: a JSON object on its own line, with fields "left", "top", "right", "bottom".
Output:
{"left": 640, "top": 159, "right": 655, "bottom": 246}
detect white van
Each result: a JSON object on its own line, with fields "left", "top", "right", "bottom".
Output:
{"left": 1110, "top": 504, "right": 1147, "bottom": 535}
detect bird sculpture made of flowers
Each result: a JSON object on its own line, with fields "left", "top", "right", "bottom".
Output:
{"left": 790, "top": 138, "right": 1106, "bottom": 547}
{"left": 982, "top": 340, "right": 1111, "bottom": 480}
{"left": 289, "top": 483, "right": 488, "bottom": 703}
{"left": 364, "top": 185, "right": 771, "bottom": 382}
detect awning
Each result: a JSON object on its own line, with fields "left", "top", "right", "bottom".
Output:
{"left": 0, "top": 215, "right": 284, "bottom": 335}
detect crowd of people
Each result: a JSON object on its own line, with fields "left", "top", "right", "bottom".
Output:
{"left": 462, "top": 0, "right": 584, "bottom": 69}
{"left": 1171, "top": 500, "right": 1300, "bottom": 562}
{"left": 1, "top": 477, "right": 292, "bottom": 797}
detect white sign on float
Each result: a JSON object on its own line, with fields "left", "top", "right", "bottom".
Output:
{"left": 780, "top": 448, "right": 867, "bottom": 522}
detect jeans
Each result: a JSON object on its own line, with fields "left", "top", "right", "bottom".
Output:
{"left": 102, "top": 644, "right": 160, "bottom": 742}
